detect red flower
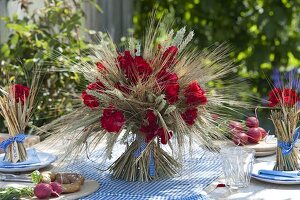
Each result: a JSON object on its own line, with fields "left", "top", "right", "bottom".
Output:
{"left": 181, "top": 108, "right": 198, "bottom": 125}
{"left": 268, "top": 88, "right": 299, "bottom": 107}
{"left": 96, "top": 62, "right": 106, "bottom": 72}
{"left": 11, "top": 84, "right": 30, "bottom": 104}
{"left": 156, "top": 70, "right": 180, "bottom": 104}
{"left": 140, "top": 110, "right": 172, "bottom": 144}
{"left": 118, "top": 51, "right": 152, "bottom": 84}
{"left": 82, "top": 82, "right": 105, "bottom": 108}
{"left": 156, "top": 70, "right": 178, "bottom": 89}
{"left": 158, "top": 129, "right": 173, "bottom": 145}
{"left": 184, "top": 81, "right": 207, "bottom": 106}
{"left": 100, "top": 105, "right": 125, "bottom": 133}
{"left": 162, "top": 46, "right": 178, "bottom": 68}
{"left": 165, "top": 84, "right": 180, "bottom": 104}
{"left": 81, "top": 91, "right": 99, "bottom": 108}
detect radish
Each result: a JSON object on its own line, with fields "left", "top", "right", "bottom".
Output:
{"left": 246, "top": 116, "right": 259, "bottom": 128}
{"left": 228, "top": 121, "right": 244, "bottom": 135}
{"left": 34, "top": 183, "right": 53, "bottom": 199}
{"left": 257, "top": 127, "right": 267, "bottom": 139}
{"left": 50, "top": 182, "right": 63, "bottom": 197}
{"left": 247, "top": 127, "right": 262, "bottom": 143}
{"left": 233, "top": 132, "right": 248, "bottom": 146}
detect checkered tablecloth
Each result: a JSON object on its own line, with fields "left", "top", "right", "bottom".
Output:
{"left": 63, "top": 149, "right": 222, "bottom": 200}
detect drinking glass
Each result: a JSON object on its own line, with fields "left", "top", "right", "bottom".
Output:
{"left": 220, "top": 147, "right": 255, "bottom": 189}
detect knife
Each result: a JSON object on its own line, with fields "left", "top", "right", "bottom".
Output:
{"left": 258, "top": 170, "right": 300, "bottom": 178}
{"left": 0, "top": 173, "right": 32, "bottom": 183}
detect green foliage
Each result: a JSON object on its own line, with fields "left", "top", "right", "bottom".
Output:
{"left": 134, "top": 0, "right": 300, "bottom": 97}
{"left": 0, "top": 0, "right": 99, "bottom": 131}
{"left": 0, "top": 187, "right": 33, "bottom": 200}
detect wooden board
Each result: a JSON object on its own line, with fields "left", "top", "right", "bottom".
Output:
{"left": 2, "top": 179, "right": 100, "bottom": 200}
{"left": 242, "top": 140, "right": 277, "bottom": 152}
{"left": 255, "top": 150, "right": 276, "bottom": 157}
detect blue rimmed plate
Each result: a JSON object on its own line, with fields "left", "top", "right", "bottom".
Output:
{"left": 0, "top": 148, "right": 57, "bottom": 172}
{"left": 251, "top": 161, "right": 300, "bottom": 184}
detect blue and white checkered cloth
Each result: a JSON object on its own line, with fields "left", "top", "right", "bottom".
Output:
{"left": 64, "top": 149, "right": 222, "bottom": 200}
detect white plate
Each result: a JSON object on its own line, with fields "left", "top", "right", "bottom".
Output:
{"left": 0, "top": 151, "right": 57, "bottom": 173}
{"left": 251, "top": 161, "right": 300, "bottom": 184}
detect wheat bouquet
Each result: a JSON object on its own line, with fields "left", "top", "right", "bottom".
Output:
{"left": 0, "top": 71, "right": 40, "bottom": 163}
{"left": 41, "top": 23, "right": 247, "bottom": 181}
{"left": 268, "top": 85, "right": 300, "bottom": 171}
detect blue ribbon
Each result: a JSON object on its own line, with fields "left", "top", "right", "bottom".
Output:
{"left": 277, "top": 126, "right": 300, "bottom": 155}
{"left": 133, "top": 140, "right": 156, "bottom": 177}
{"left": 0, "top": 134, "right": 26, "bottom": 152}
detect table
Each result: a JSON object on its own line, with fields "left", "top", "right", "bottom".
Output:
{"left": 2, "top": 138, "right": 300, "bottom": 200}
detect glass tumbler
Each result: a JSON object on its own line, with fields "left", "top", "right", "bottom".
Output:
{"left": 220, "top": 147, "right": 255, "bottom": 189}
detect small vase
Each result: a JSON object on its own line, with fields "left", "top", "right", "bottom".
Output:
{"left": 109, "top": 136, "right": 181, "bottom": 182}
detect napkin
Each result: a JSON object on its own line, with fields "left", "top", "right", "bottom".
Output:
{"left": 257, "top": 169, "right": 300, "bottom": 181}
{"left": 0, "top": 148, "right": 41, "bottom": 168}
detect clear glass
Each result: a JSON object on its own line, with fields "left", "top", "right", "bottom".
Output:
{"left": 220, "top": 147, "right": 255, "bottom": 189}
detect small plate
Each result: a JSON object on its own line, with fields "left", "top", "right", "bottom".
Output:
{"left": 0, "top": 150, "right": 57, "bottom": 173}
{"left": 251, "top": 161, "right": 300, "bottom": 184}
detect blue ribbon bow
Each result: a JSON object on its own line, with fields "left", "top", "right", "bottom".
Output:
{"left": 277, "top": 126, "right": 300, "bottom": 155}
{"left": 0, "top": 134, "right": 26, "bottom": 152}
{"left": 133, "top": 140, "right": 156, "bottom": 177}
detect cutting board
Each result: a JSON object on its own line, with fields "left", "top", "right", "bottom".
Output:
{"left": 2, "top": 179, "right": 100, "bottom": 200}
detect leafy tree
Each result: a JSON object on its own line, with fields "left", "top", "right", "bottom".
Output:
{"left": 134, "top": 0, "right": 300, "bottom": 97}
{"left": 0, "top": 0, "right": 100, "bottom": 131}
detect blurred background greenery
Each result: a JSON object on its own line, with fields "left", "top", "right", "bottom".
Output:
{"left": 1, "top": 0, "right": 300, "bottom": 132}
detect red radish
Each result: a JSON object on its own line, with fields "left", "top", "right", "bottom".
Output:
{"left": 228, "top": 121, "right": 244, "bottom": 135}
{"left": 233, "top": 132, "right": 248, "bottom": 146}
{"left": 34, "top": 183, "right": 53, "bottom": 199}
{"left": 246, "top": 117, "right": 259, "bottom": 128}
{"left": 257, "top": 127, "right": 267, "bottom": 139}
{"left": 247, "top": 127, "right": 262, "bottom": 143}
{"left": 50, "top": 182, "right": 63, "bottom": 197}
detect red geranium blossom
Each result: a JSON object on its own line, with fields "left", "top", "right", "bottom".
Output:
{"left": 82, "top": 82, "right": 105, "bottom": 108}
{"left": 268, "top": 88, "right": 299, "bottom": 107}
{"left": 162, "top": 46, "right": 178, "bottom": 68}
{"left": 100, "top": 105, "right": 125, "bottom": 133}
{"left": 140, "top": 110, "right": 172, "bottom": 144}
{"left": 181, "top": 107, "right": 198, "bottom": 125}
{"left": 118, "top": 51, "right": 152, "bottom": 84}
{"left": 11, "top": 84, "right": 30, "bottom": 104}
{"left": 184, "top": 81, "right": 207, "bottom": 106}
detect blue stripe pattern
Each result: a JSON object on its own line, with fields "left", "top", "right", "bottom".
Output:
{"left": 63, "top": 149, "right": 221, "bottom": 200}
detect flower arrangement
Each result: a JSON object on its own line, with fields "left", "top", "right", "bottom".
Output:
{"left": 41, "top": 24, "right": 247, "bottom": 182}
{"left": 268, "top": 80, "right": 300, "bottom": 171}
{"left": 0, "top": 71, "right": 40, "bottom": 163}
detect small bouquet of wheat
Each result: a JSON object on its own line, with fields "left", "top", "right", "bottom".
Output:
{"left": 268, "top": 87, "right": 300, "bottom": 171}
{"left": 0, "top": 71, "right": 40, "bottom": 163}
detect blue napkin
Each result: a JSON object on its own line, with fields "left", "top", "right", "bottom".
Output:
{"left": 257, "top": 169, "right": 300, "bottom": 181}
{"left": 0, "top": 148, "right": 41, "bottom": 168}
